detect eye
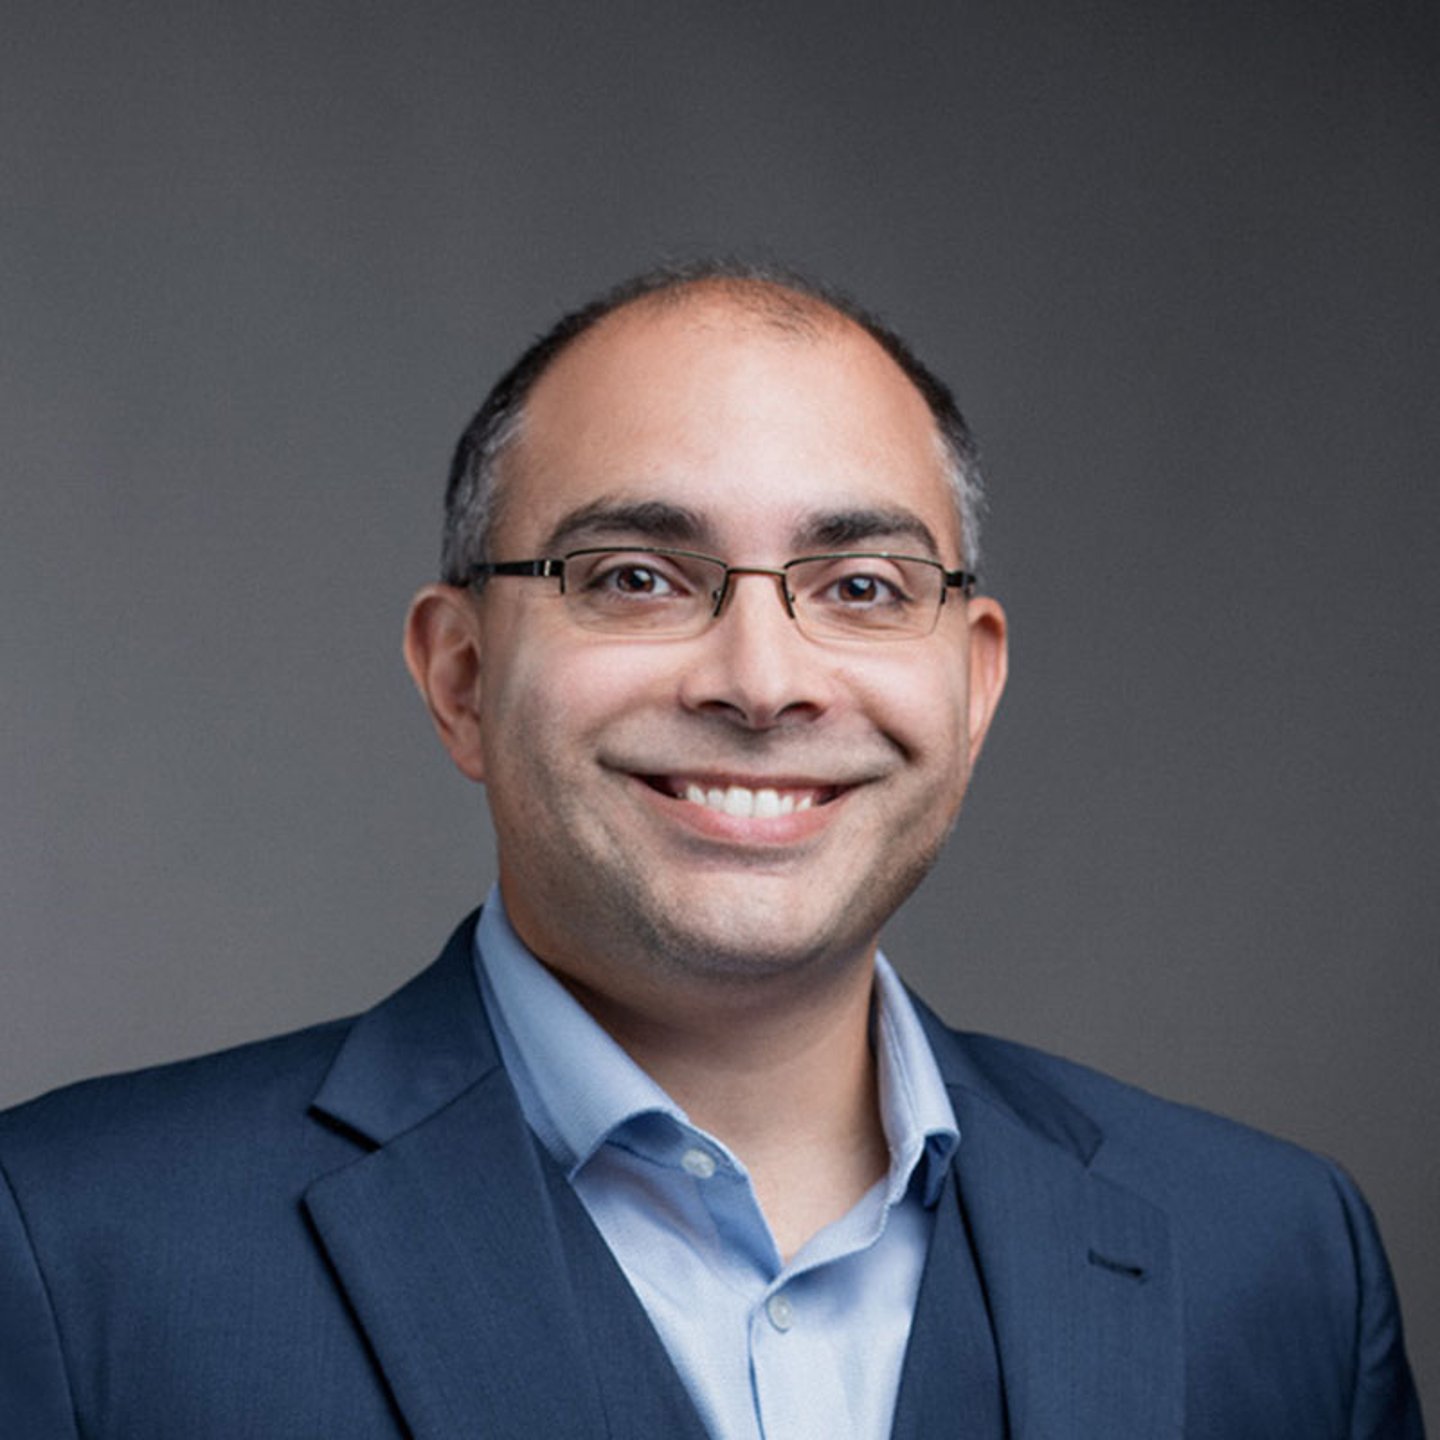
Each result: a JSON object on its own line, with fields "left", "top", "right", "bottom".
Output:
{"left": 603, "top": 562, "right": 675, "bottom": 597}
{"left": 829, "top": 572, "right": 900, "bottom": 607}
{"left": 572, "top": 551, "right": 695, "bottom": 604}
{"left": 788, "top": 555, "right": 936, "bottom": 635}
{"left": 816, "top": 563, "right": 912, "bottom": 609}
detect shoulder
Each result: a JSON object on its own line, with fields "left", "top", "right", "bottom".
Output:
{"left": 1, "top": 1013, "right": 354, "bottom": 1125}
{"left": 932, "top": 1025, "right": 1423, "bottom": 1433}
{"left": 933, "top": 1021, "right": 1374, "bottom": 1247}
{"left": 954, "top": 1023, "right": 1349, "bottom": 1167}
{"left": 0, "top": 1017, "right": 358, "bottom": 1207}
{"left": 929, "top": 1021, "right": 1409, "bottom": 1379}
{"left": 0, "top": 912, "right": 490, "bottom": 1214}
{"left": 947, "top": 1026, "right": 1299, "bottom": 1154}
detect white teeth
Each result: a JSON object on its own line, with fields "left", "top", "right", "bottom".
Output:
{"left": 679, "top": 783, "right": 818, "bottom": 817}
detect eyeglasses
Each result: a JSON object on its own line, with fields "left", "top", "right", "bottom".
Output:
{"left": 465, "top": 547, "right": 977, "bottom": 643}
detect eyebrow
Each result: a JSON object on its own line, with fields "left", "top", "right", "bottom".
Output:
{"left": 794, "top": 507, "right": 943, "bottom": 560}
{"left": 538, "top": 497, "right": 943, "bottom": 561}
{"left": 541, "top": 499, "right": 709, "bottom": 553}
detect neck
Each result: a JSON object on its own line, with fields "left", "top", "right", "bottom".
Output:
{"left": 553, "top": 953, "right": 890, "bottom": 1261}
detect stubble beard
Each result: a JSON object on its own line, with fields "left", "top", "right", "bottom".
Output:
{"left": 517, "top": 796, "right": 960, "bottom": 997}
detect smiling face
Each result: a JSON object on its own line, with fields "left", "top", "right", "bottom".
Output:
{"left": 410, "top": 289, "right": 1007, "bottom": 1005}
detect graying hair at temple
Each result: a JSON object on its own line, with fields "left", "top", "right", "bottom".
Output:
{"left": 440, "top": 260, "right": 988, "bottom": 585}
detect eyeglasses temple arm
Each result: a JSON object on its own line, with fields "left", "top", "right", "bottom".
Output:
{"left": 466, "top": 559, "right": 566, "bottom": 581}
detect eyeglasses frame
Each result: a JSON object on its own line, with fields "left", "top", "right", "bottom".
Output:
{"left": 463, "top": 546, "right": 977, "bottom": 640}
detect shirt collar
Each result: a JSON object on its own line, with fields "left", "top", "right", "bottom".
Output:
{"left": 472, "top": 885, "right": 960, "bottom": 1202}
{"left": 870, "top": 945, "right": 962, "bottom": 1206}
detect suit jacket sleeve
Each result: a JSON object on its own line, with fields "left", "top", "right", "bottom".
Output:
{"left": 0, "top": 1160, "right": 80, "bottom": 1438}
{"left": 1327, "top": 1158, "right": 1426, "bottom": 1439}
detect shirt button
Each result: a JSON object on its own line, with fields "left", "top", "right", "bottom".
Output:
{"left": 681, "top": 1147, "right": 717, "bottom": 1179}
{"left": 765, "top": 1293, "right": 795, "bottom": 1332}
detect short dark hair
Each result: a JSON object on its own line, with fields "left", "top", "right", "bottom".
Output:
{"left": 440, "top": 260, "right": 985, "bottom": 584}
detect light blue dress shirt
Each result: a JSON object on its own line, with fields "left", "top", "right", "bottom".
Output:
{"left": 473, "top": 888, "right": 960, "bottom": 1440}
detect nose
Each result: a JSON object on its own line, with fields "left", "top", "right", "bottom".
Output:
{"left": 677, "top": 569, "right": 834, "bottom": 730}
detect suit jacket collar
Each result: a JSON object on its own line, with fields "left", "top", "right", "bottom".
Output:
{"left": 309, "top": 912, "right": 498, "bottom": 1147}
{"left": 305, "top": 916, "right": 1184, "bottom": 1439}
{"left": 916, "top": 999, "right": 1185, "bottom": 1438}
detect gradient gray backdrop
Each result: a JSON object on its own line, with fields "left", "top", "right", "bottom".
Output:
{"left": 5, "top": 0, "right": 1437, "bottom": 1414}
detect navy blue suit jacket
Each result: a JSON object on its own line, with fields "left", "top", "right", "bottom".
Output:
{"left": 0, "top": 915, "right": 1423, "bottom": 1437}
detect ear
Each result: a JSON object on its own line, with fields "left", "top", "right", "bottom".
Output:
{"left": 963, "top": 595, "right": 1008, "bottom": 766}
{"left": 403, "top": 585, "right": 488, "bottom": 783}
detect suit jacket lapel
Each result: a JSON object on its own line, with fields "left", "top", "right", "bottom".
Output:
{"left": 890, "top": 1164, "right": 1006, "bottom": 1439}
{"left": 305, "top": 1065, "right": 609, "bottom": 1438}
{"left": 301, "top": 915, "right": 707, "bottom": 1440}
{"left": 917, "top": 1007, "right": 1185, "bottom": 1439}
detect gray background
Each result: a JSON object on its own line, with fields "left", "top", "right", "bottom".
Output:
{"left": 4, "top": 0, "right": 1436, "bottom": 1413}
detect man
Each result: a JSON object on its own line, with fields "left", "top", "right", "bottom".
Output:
{"left": 0, "top": 264, "right": 1423, "bottom": 1437}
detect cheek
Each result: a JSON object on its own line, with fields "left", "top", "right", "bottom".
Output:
{"left": 479, "top": 637, "right": 670, "bottom": 773}
{"left": 845, "top": 650, "right": 970, "bottom": 759}
{"left": 477, "top": 638, "right": 555, "bottom": 792}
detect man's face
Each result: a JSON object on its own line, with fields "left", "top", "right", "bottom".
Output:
{"left": 430, "top": 296, "right": 1005, "bottom": 996}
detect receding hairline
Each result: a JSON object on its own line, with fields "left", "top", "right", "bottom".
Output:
{"left": 440, "top": 262, "right": 985, "bottom": 584}
{"left": 529, "top": 275, "right": 858, "bottom": 380}
{"left": 480, "top": 275, "right": 933, "bottom": 541}
{"left": 491, "top": 277, "right": 931, "bottom": 493}
{"left": 609, "top": 273, "right": 848, "bottom": 332}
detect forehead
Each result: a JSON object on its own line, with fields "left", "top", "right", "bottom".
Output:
{"left": 497, "top": 293, "right": 960, "bottom": 556}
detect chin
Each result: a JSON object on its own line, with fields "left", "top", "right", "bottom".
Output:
{"left": 618, "top": 884, "right": 876, "bottom": 986}
{"left": 651, "top": 847, "right": 944, "bottom": 984}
